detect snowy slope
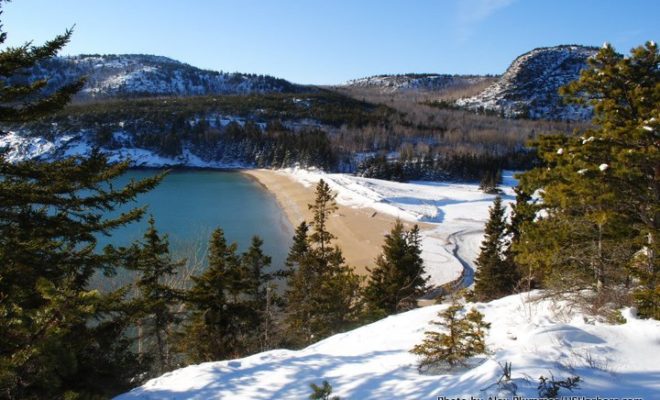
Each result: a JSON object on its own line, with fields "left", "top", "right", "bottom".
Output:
{"left": 343, "top": 74, "right": 494, "bottom": 93}
{"left": 115, "top": 292, "right": 660, "bottom": 400}
{"left": 281, "top": 168, "right": 518, "bottom": 289}
{"left": 16, "top": 54, "right": 305, "bottom": 99}
{"left": 456, "top": 45, "right": 598, "bottom": 120}
{"left": 0, "top": 130, "right": 249, "bottom": 168}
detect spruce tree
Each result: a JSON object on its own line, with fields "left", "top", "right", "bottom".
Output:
{"left": 515, "top": 42, "right": 658, "bottom": 315}
{"left": 281, "top": 222, "right": 315, "bottom": 344}
{"left": 0, "top": 6, "right": 163, "bottom": 397}
{"left": 284, "top": 180, "right": 362, "bottom": 346}
{"left": 308, "top": 179, "right": 338, "bottom": 256}
{"left": 479, "top": 169, "right": 502, "bottom": 194}
{"left": 179, "top": 228, "right": 242, "bottom": 362}
{"left": 410, "top": 303, "right": 490, "bottom": 371}
{"left": 0, "top": 157, "right": 162, "bottom": 399}
{"left": 129, "top": 216, "right": 185, "bottom": 376}
{"left": 365, "top": 220, "right": 429, "bottom": 315}
{"left": 473, "top": 196, "right": 519, "bottom": 301}
{"left": 309, "top": 380, "right": 340, "bottom": 400}
{"left": 240, "top": 235, "right": 276, "bottom": 352}
{"left": 308, "top": 180, "right": 362, "bottom": 340}
{"left": 180, "top": 230, "right": 277, "bottom": 361}
{"left": 505, "top": 186, "right": 535, "bottom": 291}
{"left": 281, "top": 221, "right": 310, "bottom": 278}
{"left": 0, "top": 11, "right": 83, "bottom": 123}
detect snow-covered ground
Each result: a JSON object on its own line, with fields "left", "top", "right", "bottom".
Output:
{"left": 115, "top": 292, "right": 660, "bottom": 399}
{"left": 282, "top": 167, "right": 517, "bottom": 289}
{"left": 0, "top": 131, "right": 248, "bottom": 168}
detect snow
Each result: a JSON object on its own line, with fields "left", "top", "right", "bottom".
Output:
{"left": 0, "top": 131, "right": 55, "bottom": 162}
{"left": 26, "top": 54, "right": 297, "bottom": 100}
{"left": 115, "top": 292, "right": 660, "bottom": 400}
{"left": 0, "top": 131, "right": 248, "bottom": 169}
{"left": 455, "top": 45, "right": 597, "bottom": 121}
{"left": 343, "top": 74, "right": 492, "bottom": 93}
{"left": 281, "top": 167, "right": 517, "bottom": 289}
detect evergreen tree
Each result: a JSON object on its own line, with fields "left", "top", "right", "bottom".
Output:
{"left": 308, "top": 179, "right": 338, "bottom": 255}
{"left": 515, "top": 42, "right": 658, "bottom": 315}
{"left": 309, "top": 380, "right": 340, "bottom": 400}
{"left": 410, "top": 303, "right": 490, "bottom": 371}
{"left": 0, "top": 153, "right": 162, "bottom": 399}
{"left": 479, "top": 169, "right": 502, "bottom": 194}
{"left": 240, "top": 235, "right": 276, "bottom": 352}
{"left": 129, "top": 216, "right": 185, "bottom": 376}
{"left": 505, "top": 186, "right": 536, "bottom": 291}
{"left": 473, "top": 196, "right": 520, "bottom": 301}
{"left": 284, "top": 180, "right": 362, "bottom": 346}
{"left": 0, "top": 11, "right": 83, "bottom": 123}
{"left": 179, "top": 230, "right": 276, "bottom": 361}
{"left": 179, "top": 228, "right": 242, "bottom": 362}
{"left": 463, "top": 308, "right": 489, "bottom": 355}
{"left": 282, "top": 222, "right": 310, "bottom": 278}
{"left": 365, "top": 220, "right": 429, "bottom": 315}
{"left": 0, "top": 6, "right": 163, "bottom": 397}
{"left": 282, "top": 222, "right": 316, "bottom": 345}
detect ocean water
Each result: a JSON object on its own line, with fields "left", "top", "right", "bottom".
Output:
{"left": 97, "top": 169, "right": 293, "bottom": 276}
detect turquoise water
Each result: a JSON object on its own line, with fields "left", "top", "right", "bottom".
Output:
{"left": 98, "top": 170, "right": 293, "bottom": 273}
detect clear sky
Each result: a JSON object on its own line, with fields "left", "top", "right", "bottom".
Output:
{"left": 2, "top": 0, "right": 658, "bottom": 85}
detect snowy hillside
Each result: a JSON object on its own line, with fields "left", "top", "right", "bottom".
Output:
{"left": 115, "top": 292, "right": 660, "bottom": 399}
{"left": 456, "top": 45, "right": 598, "bottom": 120}
{"left": 16, "top": 54, "right": 305, "bottom": 99}
{"left": 343, "top": 73, "right": 494, "bottom": 93}
{"left": 0, "top": 130, "right": 249, "bottom": 168}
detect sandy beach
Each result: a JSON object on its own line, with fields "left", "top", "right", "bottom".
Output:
{"left": 242, "top": 169, "right": 425, "bottom": 276}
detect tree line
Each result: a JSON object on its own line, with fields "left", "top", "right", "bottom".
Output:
{"left": 356, "top": 150, "right": 534, "bottom": 187}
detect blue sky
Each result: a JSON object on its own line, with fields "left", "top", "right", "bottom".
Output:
{"left": 3, "top": 0, "right": 658, "bottom": 84}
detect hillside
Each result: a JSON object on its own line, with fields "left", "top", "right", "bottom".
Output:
{"left": 455, "top": 45, "right": 599, "bottom": 120}
{"left": 14, "top": 54, "right": 306, "bottom": 99}
{"left": 1, "top": 46, "right": 597, "bottom": 173}
{"left": 343, "top": 73, "right": 495, "bottom": 94}
{"left": 115, "top": 292, "right": 660, "bottom": 399}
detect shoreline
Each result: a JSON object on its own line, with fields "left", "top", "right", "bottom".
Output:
{"left": 242, "top": 169, "right": 421, "bottom": 276}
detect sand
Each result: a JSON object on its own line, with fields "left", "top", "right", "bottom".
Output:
{"left": 242, "top": 169, "right": 427, "bottom": 276}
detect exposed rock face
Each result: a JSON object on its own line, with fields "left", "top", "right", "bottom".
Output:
{"left": 456, "top": 45, "right": 599, "bottom": 120}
